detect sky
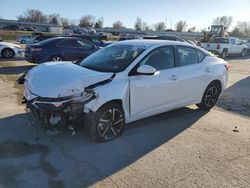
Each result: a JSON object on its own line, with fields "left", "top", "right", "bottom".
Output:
{"left": 0, "top": 0, "right": 249, "bottom": 31}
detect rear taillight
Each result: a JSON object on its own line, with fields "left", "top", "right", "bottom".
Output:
{"left": 224, "top": 64, "right": 230, "bottom": 71}
{"left": 31, "top": 48, "right": 42, "bottom": 52}
{"left": 216, "top": 44, "right": 221, "bottom": 49}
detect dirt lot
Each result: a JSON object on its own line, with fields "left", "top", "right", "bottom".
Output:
{"left": 0, "top": 56, "right": 249, "bottom": 188}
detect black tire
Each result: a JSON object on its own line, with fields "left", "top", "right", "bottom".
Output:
{"left": 196, "top": 82, "right": 221, "bottom": 110}
{"left": 1, "top": 48, "right": 15, "bottom": 58}
{"left": 220, "top": 49, "right": 227, "bottom": 59}
{"left": 21, "top": 40, "right": 26, "bottom": 44}
{"left": 241, "top": 49, "right": 246, "bottom": 57}
{"left": 87, "top": 102, "right": 125, "bottom": 142}
{"left": 50, "top": 55, "right": 63, "bottom": 62}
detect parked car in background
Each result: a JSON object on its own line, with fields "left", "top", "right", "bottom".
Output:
{"left": 247, "top": 39, "right": 250, "bottom": 54}
{"left": 3, "top": 25, "right": 20, "bottom": 31}
{"left": 201, "top": 37, "right": 248, "bottom": 58}
{"left": 25, "top": 37, "right": 99, "bottom": 63}
{"left": 17, "top": 35, "right": 34, "bottom": 44}
{"left": 96, "top": 32, "right": 113, "bottom": 41}
{"left": 22, "top": 40, "right": 229, "bottom": 142}
{"left": 33, "top": 35, "right": 57, "bottom": 43}
{"left": 63, "top": 35, "right": 109, "bottom": 47}
{"left": 117, "top": 35, "right": 143, "bottom": 41}
{"left": 0, "top": 37, "right": 2, "bottom": 42}
{"left": 0, "top": 42, "right": 23, "bottom": 58}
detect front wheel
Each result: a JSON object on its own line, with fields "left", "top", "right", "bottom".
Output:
{"left": 1, "top": 48, "right": 14, "bottom": 58}
{"left": 87, "top": 103, "right": 125, "bottom": 142}
{"left": 197, "top": 82, "right": 221, "bottom": 110}
{"left": 220, "top": 49, "right": 227, "bottom": 59}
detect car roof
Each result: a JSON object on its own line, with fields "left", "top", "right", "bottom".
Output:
{"left": 117, "top": 39, "right": 192, "bottom": 47}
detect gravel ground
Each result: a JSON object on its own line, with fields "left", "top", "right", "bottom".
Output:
{"left": 0, "top": 56, "right": 249, "bottom": 188}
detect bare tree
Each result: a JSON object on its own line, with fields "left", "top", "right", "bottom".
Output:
{"left": 61, "top": 18, "right": 70, "bottom": 28}
{"left": 142, "top": 22, "right": 150, "bottom": 31}
{"left": 134, "top": 17, "right": 143, "bottom": 30}
{"left": 154, "top": 22, "right": 166, "bottom": 31}
{"left": 112, "top": 21, "right": 123, "bottom": 29}
{"left": 234, "top": 21, "right": 250, "bottom": 36}
{"left": 17, "top": 9, "right": 47, "bottom": 23}
{"left": 212, "top": 16, "right": 233, "bottom": 30}
{"left": 94, "top": 17, "right": 104, "bottom": 28}
{"left": 175, "top": 20, "right": 187, "bottom": 32}
{"left": 79, "top": 15, "right": 95, "bottom": 27}
{"left": 47, "top": 14, "right": 60, "bottom": 25}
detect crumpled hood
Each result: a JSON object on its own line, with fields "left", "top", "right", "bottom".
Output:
{"left": 25, "top": 61, "right": 113, "bottom": 98}
{"left": 0, "top": 42, "right": 21, "bottom": 49}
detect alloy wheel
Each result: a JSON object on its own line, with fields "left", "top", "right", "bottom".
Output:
{"left": 52, "top": 57, "right": 62, "bottom": 61}
{"left": 97, "top": 108, "right": 124, "bottom": 141}
{"left": 3, "top": 49, "right": 14, "bottom": 58}
{"left": 204, "top": 86, "right": 219, "bottom": 108}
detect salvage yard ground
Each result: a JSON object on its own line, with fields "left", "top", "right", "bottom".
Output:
{"left": 0, "top": 56, "right": 250, "bottom": 188}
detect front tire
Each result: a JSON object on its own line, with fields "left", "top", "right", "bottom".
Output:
{"left": 87, "top": 103, "right": 125, "bottom": 142}
{"left": 1, "top": 48, "right": 15, "bottom": 58}
{"left": 220, "top": 49, "right": 227, "bottom": 59}
{"left": 197, "top": 82, "right": 221, "bottom": 110}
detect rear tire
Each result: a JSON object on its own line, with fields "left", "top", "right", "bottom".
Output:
{"left": 196, "top": 82, "right": 221, "bottom": 110}
{"left": 1, "top": 48, "right": 15, "bottom": 58}
{"left": 87, "top": 102, "right": 125, "bottom": 142}
{"left": 50, "top": 55, "right": 63, "bottom": 62}
{"left": 241, "top": 49, "right": 246, "bottom": 57}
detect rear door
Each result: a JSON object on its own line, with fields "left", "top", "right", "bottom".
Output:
{"left": 172, "top": 46, "right": 209, "bottom": 105}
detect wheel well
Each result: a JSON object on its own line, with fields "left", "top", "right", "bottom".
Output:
{"left": 209, "top": 80, "right": 222, "bottom": 93}
{"left": 1, "top": 48, "right": 15, "bottom": 56}
{"left": 98, "top": 100, "right": 123, "bottom": 111}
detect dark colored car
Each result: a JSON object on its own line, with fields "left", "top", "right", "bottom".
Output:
{"left": 25, "top": 37, "right": 99, "bottom": 64}
{"left": 64, "top": 35, "right": 108, "bottom": 47}
{"left": 3, "top": 25, "right": 20, "bottom": 31}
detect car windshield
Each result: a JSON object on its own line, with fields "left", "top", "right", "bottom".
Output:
{"left": 80, "top": 44, "right": 146, "bottom": 72}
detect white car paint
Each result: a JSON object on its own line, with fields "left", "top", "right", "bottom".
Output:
{"left": 24, "top": 40, "right": 229, "bottom": 125}
{"left": 0, "top": 42, "right": 24, "bottom": 58}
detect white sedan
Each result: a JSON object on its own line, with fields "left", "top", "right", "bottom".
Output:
{"left": 22, "top": 40, "right": 229, "bottom": 142}
{"left": 0, "top": 42, "right": 24, "bottom": 58}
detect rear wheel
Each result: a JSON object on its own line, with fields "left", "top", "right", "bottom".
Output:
{"left": 197, "top": 82, "right": 221, "bottom": 110}
{"left": 50, "top": 55, "right": 63, "bottom": 61}
{"left": 1, "top": 48, "right": 14, "bottom": 58}
{"left": 241, "top": 49, "right": 246, "bottom": 57}
{"left": 87, "top": 103, "right": 125, "bottom": 142}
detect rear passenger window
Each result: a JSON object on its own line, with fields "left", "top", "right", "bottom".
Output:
{"left": 176, "top": 46, "right": 199, "bottom": 67}
{"left": 196, "top": 50, "right": 205, "bottom": 63}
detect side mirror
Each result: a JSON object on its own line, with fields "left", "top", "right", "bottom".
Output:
{"left": 137, "top": 65, "right": 156, "bottom": 75}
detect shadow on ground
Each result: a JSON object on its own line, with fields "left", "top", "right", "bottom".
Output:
{"left": 0, "top": 107, "right": 208, "bottom": 188}
{"left": 0, "top": 65, "right": 35, "bottom": 75}
{"left": 217, "top": 76, "right": 250, "bottom": 117}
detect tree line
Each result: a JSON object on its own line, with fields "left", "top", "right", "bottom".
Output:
{"left": 17, "top": 9, "right": 250, "bottom": 36}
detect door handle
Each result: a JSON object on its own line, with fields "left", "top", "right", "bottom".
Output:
{"left": 205, "top": 68, "right": 211, "bottom": 73}
{"left": 170, "top": 75, "right": 177, "bottom": 81}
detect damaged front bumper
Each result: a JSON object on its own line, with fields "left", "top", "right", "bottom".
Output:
{"left": 23, "top": 90, "right": 96, "bottom": 133}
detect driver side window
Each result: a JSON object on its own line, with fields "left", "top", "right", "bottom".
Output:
{"left": 139, "top": 46, "right": 175, "bottom": 70}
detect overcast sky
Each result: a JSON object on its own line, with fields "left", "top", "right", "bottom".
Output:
{"left": 0, "top": 0, "right": 249, "bottom": 30}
